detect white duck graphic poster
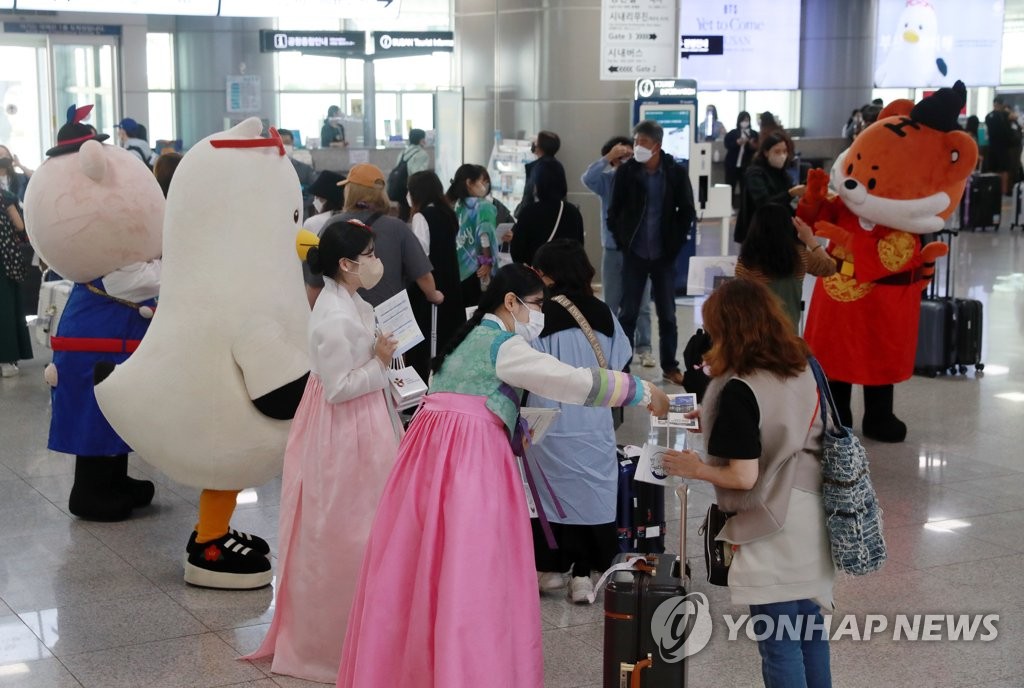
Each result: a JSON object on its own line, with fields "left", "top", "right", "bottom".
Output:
{"left": 874, "top": 0, "right": 1005, "bottom": 88}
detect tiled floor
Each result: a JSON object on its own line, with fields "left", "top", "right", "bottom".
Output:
{"left": 1, "top": 211, "right": 1022, "bottom": 687}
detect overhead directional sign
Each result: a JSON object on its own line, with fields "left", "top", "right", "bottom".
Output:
{"left": 600, "top": 0, "right": 678, "bottom": 81}
{"left": 372, "top": 31, "right": 454, "bottom": 58}
{"left": 259, "top": 30, "right": 366, "bottom": 58}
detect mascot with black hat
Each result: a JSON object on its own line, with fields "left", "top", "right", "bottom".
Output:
{"left": 24, "top": 105, "right": 164, "bottom": 520}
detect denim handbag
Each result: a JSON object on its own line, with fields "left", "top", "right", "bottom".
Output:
{"left": 808, "top": 357, "right": 887, "bottom": 575}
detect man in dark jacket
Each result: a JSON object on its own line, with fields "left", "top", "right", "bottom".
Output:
{"left": 607, "top": 120, "right": 696, "bottom": 385}
{"left": 516, "top": 130, "right": 564, "bottom": 217}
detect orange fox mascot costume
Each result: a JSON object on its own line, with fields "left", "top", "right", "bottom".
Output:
{"left": 797, "top": 81, "right": 977, "bottom": 442}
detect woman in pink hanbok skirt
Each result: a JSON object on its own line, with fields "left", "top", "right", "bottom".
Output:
{"left": 247, "top": 219, "right": 404, "bottom": 682}
{"left": 338, "top": 264, "right": 667, "bottom": 687}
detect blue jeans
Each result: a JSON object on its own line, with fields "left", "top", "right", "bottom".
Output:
{"left": 618, "top": 252, "right": 679, "bottom": 372}
{"left": 749, "top": 599, "right": 832, "bottom": 688}
{"left": 601, "top": 247, "right": 651, "bottom": 353}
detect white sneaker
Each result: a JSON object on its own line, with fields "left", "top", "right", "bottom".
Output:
{"left": 570, "top": 575, "right": 595, "bottom": 604}
{"left": 0, "top": 363, "right": 18, "bottom": 378}
{"left": 638, "top": 352, "right": 656, "bottom": 368}
{"left": 538, "top": 571, "right": 565, "bottom": 592}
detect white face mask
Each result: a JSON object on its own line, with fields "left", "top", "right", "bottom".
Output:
{"left": 313, "top": 198, "right": 326, "bottom": 213}
{"left": 345, "top": 256, "right": 384, "bottom": 290}
{"left": 283, "top": 144, "right": 294, "bottom": 155}
{"left": 768, "top": 152, "right": 788, "bottom": 170}
{"left": 329, "top": 116, "right": 344, "bottom": 125}
{"left": 512, "top": 297, "right": 545, "bottom": 341}
{"left": 740, "top": 122, "right": 750, "bottom": 130}
{"left": 406, "top": 192, "right": 413, "bottom": 208}
{"left": 633, "top": 145, "right": 654, "bottom": 164}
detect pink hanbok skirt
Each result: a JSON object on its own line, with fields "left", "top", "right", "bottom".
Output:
{"left": 336, "top": 392, "right": 543, "bottom": 688}
{"left": 246, "top": 375, "right": 400, "bottom": 683}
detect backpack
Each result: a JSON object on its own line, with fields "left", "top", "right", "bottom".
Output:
{"left": 387, "top": 149, "right": 414, "bottom": 202}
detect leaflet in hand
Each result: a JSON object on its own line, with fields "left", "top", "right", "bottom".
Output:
{"left": 651, "top": 392, "right": 699, "bottom": 430}
{"left": 374, "top": 290, "right": 424, "bottom": 358}
{"left": 634, "top": 437, "right": 686, "bottom": 487}
{"left": 521, "top": 407, "right": 560, "bottom": 444}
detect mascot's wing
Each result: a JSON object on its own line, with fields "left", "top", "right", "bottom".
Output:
{"left": 231, "top": 316, "right": 309, "bottom": 420}
{"left": 936, "top": 58, "right": 948, "bottom": 77}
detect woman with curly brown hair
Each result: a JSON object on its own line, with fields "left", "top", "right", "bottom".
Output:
{"left": 663, "top": 278, "right": 834, "bottom": 688}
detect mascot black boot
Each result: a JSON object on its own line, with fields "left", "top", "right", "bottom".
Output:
{"left": 113, "top": 454, "right": 155, "bottom": 508}
{"left": 828, "top": 380, "right": 854, "bottom": 429}
{"left": 862, "top": 384, "right": 907, "bottom": 443}
{"left": 68, "top": 456, "right": 135, "bottom": 521}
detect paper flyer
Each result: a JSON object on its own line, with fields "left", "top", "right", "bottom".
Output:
{"left": 634, "top": 440, "right": 684, "bottom": 486}
{"left": 651, "top": 393, "right": 699, "bottom": 430}
{"left": 374, "top": 290, "right": 424, "bottom": 358}
{"left": 521, "top": 407, "right": 560, "bottom": 444}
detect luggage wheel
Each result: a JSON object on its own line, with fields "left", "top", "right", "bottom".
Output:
{"left": 976, "top": 363, "right": 985, "bottom": 372}
{"left": 958, "top": 365, "right": 968, "bottom": 375}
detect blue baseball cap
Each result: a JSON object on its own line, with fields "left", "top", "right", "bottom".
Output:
{"left": 115, "top": 118, "right": 139, "bottom": 135}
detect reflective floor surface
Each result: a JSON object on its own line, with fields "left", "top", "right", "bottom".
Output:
{"left": 1, "top": 213, "right": 1022, "bottom": 687}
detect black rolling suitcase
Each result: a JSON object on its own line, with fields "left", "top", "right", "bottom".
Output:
{"left": 604, "top": 486, "right": 690, "bottom": 688}
{"left": 616, "top": 446, "right": 666, "bottom": 554}
{"left": 914, "top": 232, "right": 984, "bottom": 376}
{"left": 953, "top": 298, "right": 983, "bottom": 374}
{"left": 961, "top": 173, "right": 1002, "bottom": 231}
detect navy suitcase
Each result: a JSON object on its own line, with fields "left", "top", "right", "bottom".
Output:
{"left": 961, "top": 173, "right": 1002, "bottom": 231}
{"left": 604, "top": 486, "right": 689, "bottom": 688}
{"left": 615, "top": 446, "right": 666, "bottom": 554}
{"left": 914, "top": 298, "right": 956, "bottom": 377}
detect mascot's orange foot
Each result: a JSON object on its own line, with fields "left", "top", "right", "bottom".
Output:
{"left": 184, "top": 531, "right": 272, "bottom": 590}
{"left": 863, "top": 414, "right": 908, "bottom": 443}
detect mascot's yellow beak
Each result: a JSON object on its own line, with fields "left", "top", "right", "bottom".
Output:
{"left": 903, "top": 30, "right": 919, "bottom": 43}
{"left": 296, "top": 229, "right": 319, "bottom": 261}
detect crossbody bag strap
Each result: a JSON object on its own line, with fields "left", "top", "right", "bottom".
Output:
{"left": 551, "top": 295, "right": 607, "bottom": 368}
{"left": 546, "top": 201, "right": 564, "bottom": 243}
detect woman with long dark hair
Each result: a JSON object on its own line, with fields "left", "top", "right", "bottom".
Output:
{"left": 509, "top": 161, "right": 584, "bottom": 265}
{"left": 724, "top": 111, "right": 759, "bottom": 206}
{"left": 403, "top": 170, "right": 465, "bottom": 380}
{"left": 446, "top": 163, "right": 498, "bottom": 306}
{"left": 338, "top": 264, "right": 669, "bottom": 688}
{"left": 249, "top": 220, "right": 400, "bottom": 682}
{"left": 736, "top": 130, "right": 798, "bottom": 243}
{"left": 663, "top": 278, "right": 834, "bottom": 687}
{"left": 736, "top": 204, "right": 836, "bottom": 329}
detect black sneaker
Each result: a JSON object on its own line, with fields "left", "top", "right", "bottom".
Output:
{"left": 184, "top": 532, "right": 272, "bottom": 590}
{"left": 186, "top": 528, "right": 271, "bottom": 557}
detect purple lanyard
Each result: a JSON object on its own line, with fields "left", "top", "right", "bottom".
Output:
{"left": 499, "top": 383, "right": 566, "bottom": 549}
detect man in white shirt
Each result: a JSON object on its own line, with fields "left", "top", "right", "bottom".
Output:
{"left": 115, "top": 118, "right": 155, "bottom": 167}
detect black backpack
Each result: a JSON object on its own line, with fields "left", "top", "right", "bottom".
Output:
{"left": 387, "top": 149, "right": 414, "bottom": 202}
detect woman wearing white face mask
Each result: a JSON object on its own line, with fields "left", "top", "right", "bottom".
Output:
{"left": 337, "top": 263, "right": 669, "bottom": 688}
{"left": 320, "top": 105, "right": 348, "bottom": 148}
{"left": 736, "top": 131, "right": 800, "bottom": 243}
{"left": 249, "top": 219, "right": 401, "bottom": 682}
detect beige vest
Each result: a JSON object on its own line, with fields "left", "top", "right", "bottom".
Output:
{"left": 702, "top": 367, "right": 823, "bottom": 544}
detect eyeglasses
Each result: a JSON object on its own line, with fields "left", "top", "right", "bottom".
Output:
{"left": 518, "top": 296, "right": 544, "bottom": 309}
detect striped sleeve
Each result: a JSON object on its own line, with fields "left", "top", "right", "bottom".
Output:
{"left": 584, "top": 368, "right": 649, "bottom": 407}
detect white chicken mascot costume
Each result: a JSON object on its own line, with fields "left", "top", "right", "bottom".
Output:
{"left": 95, "top": 118, "right": 310, "bottom": 589}
{"left": 875, "top": 0, "right": 949, "bottom": 87}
